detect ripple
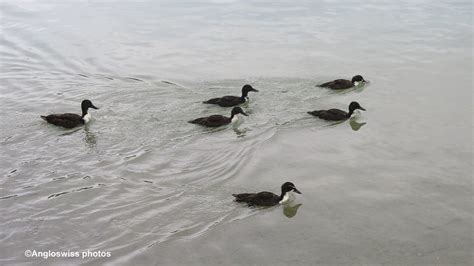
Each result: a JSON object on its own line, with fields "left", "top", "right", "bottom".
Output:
{"left": 0, "top": 195, "right": 18, "bottom": 200}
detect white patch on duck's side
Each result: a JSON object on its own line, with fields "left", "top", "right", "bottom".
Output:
{"left": 353, "top": 81, "right": 360, "bottom": 86}
{"left": 350, "top": 110, "right": 363, "bottom": 118}
{"left": 244, "top": 96, "right": 249, "bottom": 103}
{"left": 279, "top": 192, "right": 295, "bottom": 205}
{"left": 83, "top": 113, "right": 92, "bottom": 123}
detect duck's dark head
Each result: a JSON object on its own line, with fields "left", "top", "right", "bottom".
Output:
{"left": 351, "top": 75, "right": 365, "bottom": 84}
{"left": 349, "top": 101, "right": 366, "bottom": 113}
{"left": 241, "top": 84, "right": 258, "bottom": 97}
{"left": 82, "top": 100, "right": 98, "bottom": 110}
{"left": 81, "top": 99, "right": 98, "bottom": 116}
{"left": 231, "top": 107, "right": 249, "bottom": 117}
{"left": 282, "top": 182, "right": 301, "bottom": 194}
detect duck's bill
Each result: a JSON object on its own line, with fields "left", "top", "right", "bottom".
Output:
{"left": 359, "top": 107, "right": 366, "bottom": 111}
{"left": 293, "top": 188, "right": 302, "bottom": 194}
{"left": 91, "top": 105, "right": 99, "bottom": 110}
{"left": 251, "top": 88, "right": 259, "bottom": 92}
{"left": 241, "top": 112, "right": 249, "bottom": 116}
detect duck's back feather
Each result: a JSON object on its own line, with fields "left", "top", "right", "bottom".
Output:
{"left": 232, "top": 193, "right": 255, "bottom": 202}
{"left": 203, "top": 96, "right": 243, "bottom": 107}
{"left": 319, "top": 79, "right": 353, "bottom": 90}
{"left": 189, "top": 114, "right": 230, "bottom": 127}
{"left": 326, "top": 109, "right": 348, "bottom": 116}
{"left": 41, "top": 113, "right": 84, "bottom": 128}
{"left": 308, "top": 108, "right": 349, "bottom": 121}
{"left": 233, "top": 191, "right": 280, "bottom": 206}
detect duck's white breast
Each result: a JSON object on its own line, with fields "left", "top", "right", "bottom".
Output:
{"left": 83, "top": 113, "right": 92, "bottom": 123}
{"left": 279, "top": 192, "right": 295, "bottom": 204}
{"left": 231, "top": 114, "right": 239, "bottom": 123}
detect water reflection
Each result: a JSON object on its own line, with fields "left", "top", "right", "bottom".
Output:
{"left": 59, "top": 127, "right": 82, "bottom": 136}
{"left": 353, "top": 81, "right": 369, "bottom": 93}
{"left": 326, "top": 117, "right": 366, "bottom": 131}
{"left": 84, "top": 126, "right": 97, "bottom": 148}
{"left": 282, "top": 203, "right": 302, "bottom": 218}
{"left": 328, "top": 83, "right": 368, "bottom": 95}
{"left": 232, "top": 126, "right": 248, "bottom": 137}
{"left": 349, "top": 118, "right": 366, "bottom": 131}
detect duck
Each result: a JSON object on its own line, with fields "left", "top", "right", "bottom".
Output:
{"left": 232, "top": 182, "right": 301, "bottom": 207}
{"left": 189, "top": 106, "right": 248, "bottom": 128}
{"left": 318, "top": 75, "right": 366, "bottom": 90}
{"left": 203, "top": 84, "right": 258, "bottom": 107}
{"left": 308, "top": 101, "right": 366, "bottom": 121}
{"left": 41, "top": 99, "right": 99, "bottom": 128}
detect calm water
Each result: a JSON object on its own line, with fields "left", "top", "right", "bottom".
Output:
{"left": 0, "top": 1, "right": 472, "bottom": 265}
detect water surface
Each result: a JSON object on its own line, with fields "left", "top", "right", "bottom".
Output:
{"left": 0, "top": 1, "right": 472, "bottom": 265}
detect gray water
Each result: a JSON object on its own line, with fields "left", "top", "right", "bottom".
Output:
{"left": 0, "top": 1, "right": 472, "bottom": 265}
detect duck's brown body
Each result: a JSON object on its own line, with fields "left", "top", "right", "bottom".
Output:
{"left": 233, "top": 191, "right": 281, "bottom": 206}
{"left": 41, "top": 113, "right": 84, "bottom": 128}
{"left": 203, "top": 96, "right": 246, "bottom": 107}
{"left": 203, "top": 84, "right": 258, "bottom": 107}
{"left": 308, "top": 109, "right": 350, "bottom": 121}
{"left": 308, "top": 101, "right": 366, "bottom": 121}
{"left": 319, "top": 79, "right": 354, "bottom": 90}
{"left": 318, "top": 75, "right": 366, "bottom": 90}
{"left": 189, "top": 107, "right": 248, "bottom": 128}
{"left": 189, "top": 115, "right": 232, "bottom": 127}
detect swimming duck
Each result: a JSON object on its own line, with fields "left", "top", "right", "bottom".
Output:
{"left": 203, "top": 84, "right": 258, "bottom": 107}
{"left": 232, "top": 182, "right": 301, "bottom": 207}
{"left": 41, "top": 99, "right": 99, "bottom": 128}
{"left": 318, "top": 75, "right": 366, "bottom": 90}
{"left": 308, "top": 101, "right": 366, "bottom": 121}
{"left": 189, "top": 106, "right": 248, "bottom": 127}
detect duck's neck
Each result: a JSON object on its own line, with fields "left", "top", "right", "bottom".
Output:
{"left": 230, "top": 113, "right": 239, "bottom": 122}
{"left": 347, "top": 108, "right": 355, "bottom": 117}
{"left": 81, "top": 107, "right": 88, "bottom": 118}
{"left": 81, "top": 108, "right": 92, "bottom": 123}
{"left": 241, "top": 90, "right": 249, "bottom": 99}
{"left": 279, "top": 190, "right": 292, "bottom": 204}
{"left": 279, "top": 189, "right": 287, "bottom": 201}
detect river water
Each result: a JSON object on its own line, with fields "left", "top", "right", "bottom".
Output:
{"left": 0, "top": 1, "right": 472, "bottom": 265}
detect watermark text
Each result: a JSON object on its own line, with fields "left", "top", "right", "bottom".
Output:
{"left": 24, "top": 249, "right": 111, "bottom": 259}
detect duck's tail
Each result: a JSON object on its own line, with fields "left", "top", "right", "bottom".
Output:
{"left": 203, "top": 98, "right": 219, "bottom": 104}
{"left": 40, "top": 115, "right": 47, "bottom": 121}
{"left": 307, "top": 111, "right": 320, "bottom": 117}
{"left": 232, "top": 194, "right": 242, "bottom": 202}
{"left": 317, "top": 82, "right": 330, "bottom": 88}
{"left": 232, "top": 193, "right": 251, "bottom": 202}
